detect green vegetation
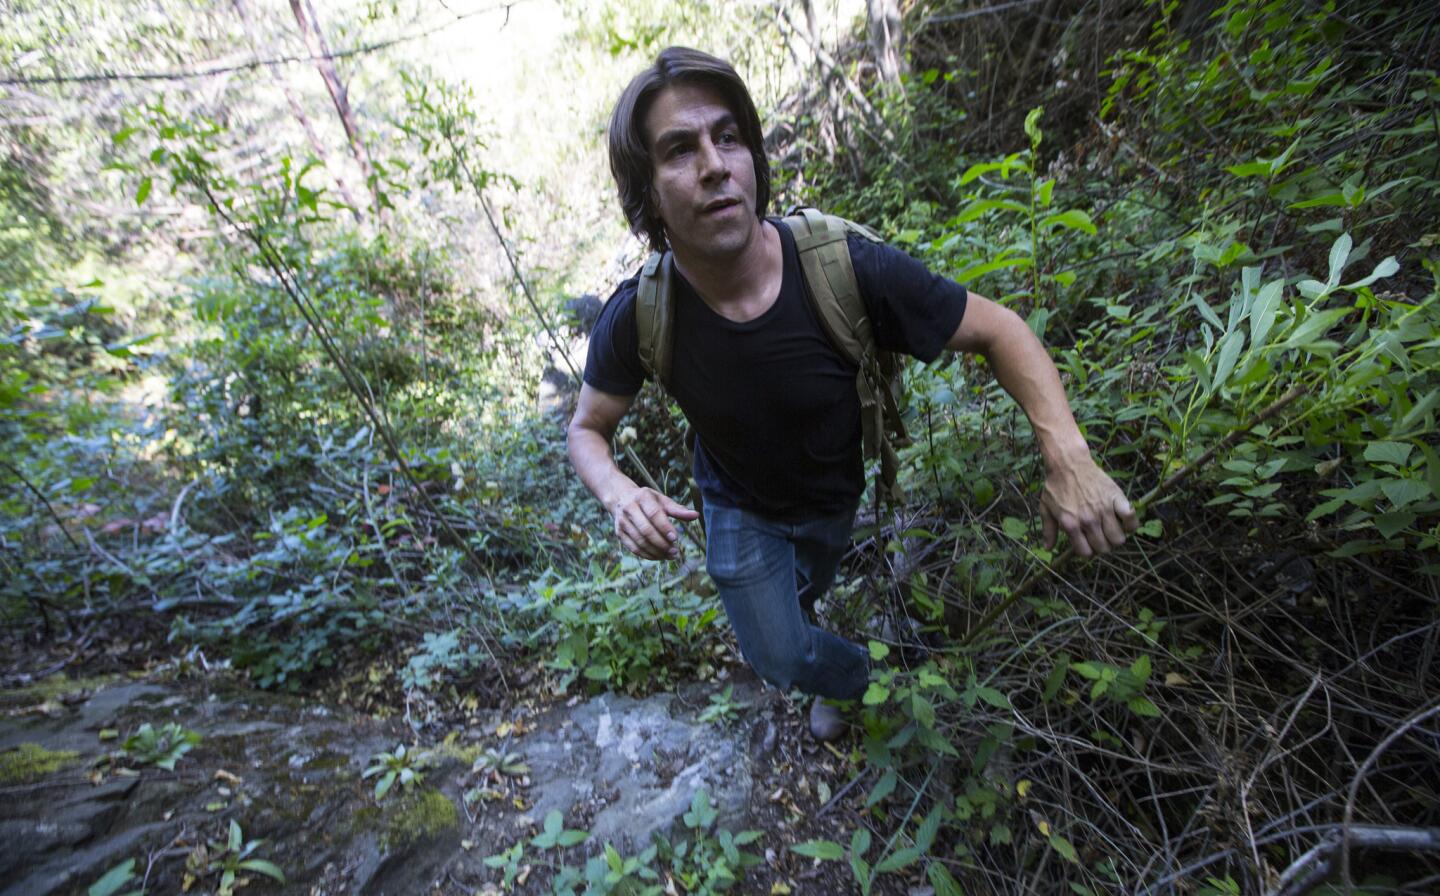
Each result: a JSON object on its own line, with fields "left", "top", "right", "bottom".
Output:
{"left": 364, "top": 743, "right": 434, "bottom": 801}
{"left": 3, "top": 0, "right": 1436, "bottom": 893}
{"left": 186, "top": 820, "right": 285, "bottom": 896}
{"left": 483, "top": 792, "right": 763, "bottom": 895}
{"left": 121, "top": 722, "right": 201, "bottom": 770}
{"left": 383, "top": 788, "right": 459, "bottom": 851}
{"left": 0, "top": 742, "right": 81, "bottom": 784}
{"left": 86, "top": 858, "right": 144, "bottom": 896}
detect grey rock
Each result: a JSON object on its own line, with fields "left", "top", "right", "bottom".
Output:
{"left": 521, "top": 684, "right": 759, "bottom": 850}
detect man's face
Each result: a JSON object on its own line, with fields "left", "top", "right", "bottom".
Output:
{"left": 643, "top": 82, "right": 760, "bottom": 261}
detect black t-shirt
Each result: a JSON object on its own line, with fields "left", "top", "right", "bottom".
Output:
{"left": 584, "top": 218, "right": 967, "bottom": 521}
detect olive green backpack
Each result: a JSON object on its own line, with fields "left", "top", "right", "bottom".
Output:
{"left": 634, "top": 206, "right": 910, "bottom": 503}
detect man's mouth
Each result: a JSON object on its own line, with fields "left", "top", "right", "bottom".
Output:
{"left": 702, "top": 198, "right": 740, "bottom": 214}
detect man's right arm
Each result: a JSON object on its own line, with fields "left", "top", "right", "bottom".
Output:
{"left": 567, "top": 383, "right": 699, "bottom": 561}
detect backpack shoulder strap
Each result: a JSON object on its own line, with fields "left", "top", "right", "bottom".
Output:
{"left": 634, "top": 250, "right": 675, "bottom": 387}
{"left": 782, "top": 207, "right": 877, "bottom": 370}
{"left": 784, "top": 206, "right": 905, "bottom": 498}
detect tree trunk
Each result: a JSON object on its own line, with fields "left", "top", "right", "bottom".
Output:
{"left": 866, "top": 0, "right": 904, "bottom": 84}
{"left": 287, "top": 0, "right": 384, "bottom": 222}
{"left": 233, "top": 0, "right": 363, "bottom": 222}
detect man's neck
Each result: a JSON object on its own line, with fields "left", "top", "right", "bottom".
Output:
{"left": 670, "top": 218, "right": 782, "bottom": 322}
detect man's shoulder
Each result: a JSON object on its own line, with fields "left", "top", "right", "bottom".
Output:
{"left": 588, "top": 274, "right": 642, "bottom": 347}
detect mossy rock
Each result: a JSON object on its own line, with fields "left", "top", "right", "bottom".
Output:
{"left": 382, "top": 788, "right": 458, "bottom": 852}
{"left": 433, "top": 741, "right": 484, "bottom": 767}
{"left": 0, "top": 742, "right": 81, "bottom": 784}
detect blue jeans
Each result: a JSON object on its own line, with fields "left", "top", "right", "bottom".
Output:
{"left": 703, "top": 502, "right": 869, "bottom": 701}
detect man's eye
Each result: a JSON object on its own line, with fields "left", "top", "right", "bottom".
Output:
{"left": 718, "top": 131, "right": 740, "bottom": 145}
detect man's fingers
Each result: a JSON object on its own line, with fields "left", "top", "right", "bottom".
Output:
{"left": 1041, "top": 505, "right": 1058, "bottom": 550}
{"left": 1115, "top": 495, "right": 1139, "bottom": 532}
{"left": 637, "top": 498, "right": 679, "bottom": 546}
{"left": 663, "top": 496, "right": 700, "bottom": 521}
{"left": 1099, "top": 508, "right": 1127, "bottom": 550}
{"left": 618, "top": 503, "right": 675, "bottom": 559}
{"left": 612, "top": 489, "right": 695, "bottom": 561}
{"left": 1080, "top": 514, "right": 1112, "bottom": 555}
{"left": 1064, "top": 516, "right": 1095, "bottom": 558}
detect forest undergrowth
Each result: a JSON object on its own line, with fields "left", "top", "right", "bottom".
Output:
{"left": 3, "top": 1, "right": 1438, "bottom": 894}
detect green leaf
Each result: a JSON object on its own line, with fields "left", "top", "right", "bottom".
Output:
{"left": 1040, "top": 209, "right": 1097, "bottom": 235}
{"left": 1043, "top": 657, "right": 1069, "bottom": 702}
{"left": 915, "top": 806, "right": 942, "bottom": 853}
{"left": 1249, "top": 279, "right": 1283, "bottom": 347}
{"left": 374, "top": 769, "right": 396, "bottom": 800}
{"left": 1024, "top": 107, "right": 1044, "bottom": 146}
{"left": 1343, "top": 256, "right": 1399, "bottom": 289}
{"left": 1210, "top": 330, "right": 1245, "bottom": 394}
{"left": 1380, "top": 478, "right": 1430, "bottom": 509}
{"left": 866, "top": 768, "right": 897, "bottom": 808}
{"left": 1421, "top": 444, "right": 1440, "bottom": 500}
{"left": 1048, "top": 834, "right": 1079, "bottom": 863}
{"left": 976, "top": 686, "right": 1011, "bottom": 710}
{"left": 1128, "top": 697, "right": 1161, "bottom": 717}
{"left": 228, "top": 820, "right": 242, "bottom": 852}
{"left": 958, "top": 160, "right": 1008, "bottom": 185}
{"left": 850, "top": 827, "right": 874, "bottom": 895}
{"left": 135, "top": 177, "right": 152, "bottom": 206}
{"left": 88, "top": 859, "right": 137, "bottom": 896}
{"left": 862, "top": 682, "right": 890, "bottom": 705}
{"left": 1130, "top": 654, "right": 1152, "bottom": 681}
{"left": 952, "top": 197, "right": 1028, "bottom": 224}
{"left": 928, "top": 862, "right": 965, "bottom": 896}
{"left": 237, "top": 859, "right": 285, "bottom": 883}
{"left": 952, "top": 255, "right": 1032, "bottom": 282}
{"left": 1191, "top": 295, "right": 1224, "bottom": 331}
{"left": 868, "top": 640, "right": 890, "bottom": 661}
{"left": 791, "top": 839, "right": 844, "bottom": 860}
{"left": 911, "top": 694, "right": 937, "bottom": 729}
{"left": 1290, "top": 191, "right": 1347, "bottom": 209}
{"left": 1279, "top": 308, "right": 1347, "bottom": 349}
{"left": 1327, "top": 233, "right": 1353, "bottom": 285}
{"left": 1374, "top": 512, "right": 1416, "bottom": 539}
{"left": 851, "top": 826, "right": 872, "bottom": 858}
{"left": 1071, "top": 662, "right": 1101, "bottom": 680}
{"left": 1364, "top": 441, "right": 1412, "bottom": 467}
{"left": 1225, "top": 160, "right": 1272, "bottom": 177}
{"left": 875, "top": 846, "right": 922, "bottom": 874}
{"left": 1037, "top": 178, "right": 1055, "bottom": 207}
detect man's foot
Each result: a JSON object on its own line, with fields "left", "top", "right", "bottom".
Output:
{"left": 809, "top": 698, "right": 847, "bottom": 742}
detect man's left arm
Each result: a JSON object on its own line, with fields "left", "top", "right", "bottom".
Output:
{"left": 946, "top": 291, "right": 1138, "bottom": 557}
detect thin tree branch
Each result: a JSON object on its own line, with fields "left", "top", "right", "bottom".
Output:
{"left": 0, "top": 1, "right": 527, "bottom": 87}
{"left": 0, "top": 460, "right": 80, "bottom": 551}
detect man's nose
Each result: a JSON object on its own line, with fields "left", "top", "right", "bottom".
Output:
{"left": 697, "top": 137, "right": 729, "bottom": 182}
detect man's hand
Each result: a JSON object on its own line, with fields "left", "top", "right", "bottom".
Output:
{"left": 610, "top": 487, "right": 700, "bottom": 560}
{"left": 1040, "top": 455, "right": 1137, "bottom": 558}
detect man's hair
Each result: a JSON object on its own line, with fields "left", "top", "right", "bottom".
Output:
{"left": 608, "top": 46, "right": 771, "bottom": 253}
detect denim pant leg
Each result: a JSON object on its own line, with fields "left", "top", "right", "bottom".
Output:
{"left": 703, "top": 503, "right": 869, "bottom": 701}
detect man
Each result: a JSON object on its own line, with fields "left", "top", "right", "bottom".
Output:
{"left": 568, "top": 47, "right": 1136, "bottom": 740}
